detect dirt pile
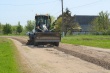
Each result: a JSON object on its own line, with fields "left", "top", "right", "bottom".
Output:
{"left": 58, "top": 43, "right": 110, "bottom": 69}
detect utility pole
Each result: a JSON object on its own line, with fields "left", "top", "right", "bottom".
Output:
{"left": 61, "top": 0, "right": 64, "bottom": 37}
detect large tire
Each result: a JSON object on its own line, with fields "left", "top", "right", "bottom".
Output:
{"left": 34, "top": 41, "right": 38, "bottom": 46}
{"left": 55, "top": 42, "right": 59, "bottom": 46}
{"left": 26, "top": 40, "right": 34, "bottom": 45}
{"left": 26, "top": 40, "right": 30, "bottom": 45}
{"left": 27, "top": 34, "right": 34, "bottom": 45}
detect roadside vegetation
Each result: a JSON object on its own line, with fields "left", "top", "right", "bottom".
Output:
{"left": 0, "top": 38, "right": 20, "bottom": 73}
{"left": 0, "top": 10, "right": 110, "bottom": 49}
{"left": 91, "top": 11, "right": 110, "bottom": 35}
{"left": 62, "top": 35, "right": 110, "bottom": 49}
{"left": 0, "top": 16, "right": 55, "bottom": 36}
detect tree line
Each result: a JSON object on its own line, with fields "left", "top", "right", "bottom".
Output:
{"left": 0, "top": 10, "right": 110, "bottom": 35}
{"left": 0, "top": 22, "right": 23, "bottom": 35}
{"left": 91, "top": 11, "right": 110, "bottom": 35}
{"left": 53, "top": 9, "right": 110, "bottom": 35}
{"left": 0, "top": 16, "right": 55, "bottom": 35}
{"left": 0, "top": 20, "right": 35, "bottom": 35}
{"left": 53, "top": 8, "right": 81, "bottom": 35}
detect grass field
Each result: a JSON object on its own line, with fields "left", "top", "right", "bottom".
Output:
{"left": 0, "top": 38, "right": 20, "bottom": 73}
{"left": 61, "top": 35, "right": 110, "bottom": 49}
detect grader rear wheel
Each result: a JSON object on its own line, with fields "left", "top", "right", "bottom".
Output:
{"left": 54, "top": 42, "right": 59, "bottom": 46}
{"left": 34, "top": 41, "right": 39, "bottom": 46}
{"left": 26, "top": 40, "right": 34, "bottom": 45}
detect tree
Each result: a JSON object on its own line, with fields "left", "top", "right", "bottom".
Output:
{"left": 0, "top": 23, "right": 3, "bottom": 34}
{"left": 51, "top": 16, "right": 56, "bottom": 25}
{"left": 50, "top": 16, "right": 56, "bottom": 29}
{"left": 12, "top": 25, "right": 17, "bottom": 34}
{"left": 0, "top": 23, "right": 1, "bottom": 29}
{"left": 54, "top": 8, "right": 71, "bottom": 33}
{"left": 54, "top": 8, "right": 81, "bottom": 35}
{"left": 54, "top": 17, "right": 62, "bottom": 31}
{"left": 25, "top": 20, "right": 35, "bottom": 32}
{"left": 16, "top": 21, "right": 23, "bottom": 34}
{"left": 3, "top": 23, "right": 12, "bottom": 34}
{"left": 63, "top": 8, "right": 72, "bottom": 35}
{"left": 91, "top": 11, "right": 110, "bottom": 34}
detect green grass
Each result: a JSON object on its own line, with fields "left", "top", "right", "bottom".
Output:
{"left": 0, "top": 38, "right": 20, "bottom": 73}
{"left": 61, "top": 35, "right": 110, "bottom": 49}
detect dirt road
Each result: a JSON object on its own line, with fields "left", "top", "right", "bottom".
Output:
{"left": 10, "top": 38, "right": 110, "bottom": 73}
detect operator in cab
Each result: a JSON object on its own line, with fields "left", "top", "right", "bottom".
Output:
{"left": 36, "top": 19, "right": 48, "bottom": 32}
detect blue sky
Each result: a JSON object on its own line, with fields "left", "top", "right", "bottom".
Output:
{"left": 0, "top": 0, "right": 110, "bottom": 26}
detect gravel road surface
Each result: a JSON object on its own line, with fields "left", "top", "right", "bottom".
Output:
{"left": 10, "top": 38, "right": 110, "bottom": 73}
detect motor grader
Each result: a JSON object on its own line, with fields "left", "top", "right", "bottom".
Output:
{"left": 26, "top": 14, "right": 61, "bottom": 46}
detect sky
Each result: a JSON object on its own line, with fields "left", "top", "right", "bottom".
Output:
{"left": 0, "top": 0, "right": 110, "bottom": 26}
